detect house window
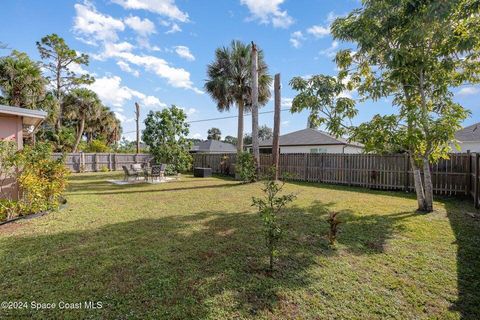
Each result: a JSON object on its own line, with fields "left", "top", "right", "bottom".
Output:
{"left": 310, "top": 147, "right": 327, "bottom": 153}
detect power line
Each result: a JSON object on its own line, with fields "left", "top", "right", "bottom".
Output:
{"left": 122, "top": 107, "right": 292, "bottom": 134}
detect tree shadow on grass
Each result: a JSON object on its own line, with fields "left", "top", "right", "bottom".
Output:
{"left": 444, "top": 198, "right": 480, "bottom": 319}
{"left": 0, "top": 201, "right": 416, "bottom": 319}
{"left": 288, "top": 200, "right": 414, "bottom": 255}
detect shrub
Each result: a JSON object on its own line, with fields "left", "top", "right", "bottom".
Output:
{"left": 0, "top": 199, "right": 20, "bottom": 221}
{"left": 84, "top": 139, "right": 111, "bottom": 153}
{"left": 164, "top": 164, "right": 177, "bottom": 176}
{"left": 15, "top": 143, "right": 69, "bottom": 215}
{"left": 252, "top": 168, "right": 296, "bottom": 272}
{"left": 327, "top": 211, "right": 342, "bottom": 247}
{"left": 236, "top": 152, "right": 256, "bottom": 183}
{"left": 100, "top": 166, "right": 109, "bottom": 172}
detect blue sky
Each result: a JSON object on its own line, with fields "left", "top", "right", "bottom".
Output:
{"left": 0, "top": 0, "right": 478, "bottom": 141}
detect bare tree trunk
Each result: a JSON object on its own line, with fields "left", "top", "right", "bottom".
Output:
{"left": 73, "top": 117, "right": 85, "bottom": 153}
{"left": 422, "top": 157, "right": 434, "bottom": 212}
{"left": 237, "top": 100, "right": 244, "bottom": 154}
{"left": 135, "top": 102, "right": 140, "bottom": 154}
{"left": 410, "top": 156, "right": 427, "bottom": 211}
{"left": 272, "top": 73, "right": 281, "bottom": 180}
{"left": 251, "top": 42, "right": 260, "bottom": 178}
{"left": 55, "top": 60, "right": 62, "bottom": 133}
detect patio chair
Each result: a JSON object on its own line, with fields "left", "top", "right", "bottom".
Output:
{"left": 122, "top": 165, "right": 140, "bottom": 181}
{"left": 150, "top": 164, "right": 166, "bottom": 182}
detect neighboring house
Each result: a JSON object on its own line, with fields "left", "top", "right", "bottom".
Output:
{"left": 247, "top": 128, "right": 364, "bottom": 154}
{"left": 452, "top": 122, "right": 480, "bottom": 153}
{"left": 190, "top": 140, "right": 236, "bottom": 154}
{"left": 0, "top": 104, "right": 47, "bottom": 150}
{"left": 0, "top": 105, "right": 47, "bottom": 200}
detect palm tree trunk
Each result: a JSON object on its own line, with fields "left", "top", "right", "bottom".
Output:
{"left": 251, "top": 43, "right": 260, "bottom": 178}
{"left": 237, "top": 100, "right": 244, "bottom": 154}
{"left": 73, "top": 117, "right": 85, "bottom": 153}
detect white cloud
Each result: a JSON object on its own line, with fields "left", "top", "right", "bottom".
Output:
{"left": 68, "top": 62, "right": 89, "bottom": 75}
{"left": 307, "top": 25, "right": 330, "bottom": 38}
{"left": 319, "top": 40, "right": 339, "bottom": 58}
{"left": 117, "top": 60, "right": 140, "bottom": 77}
{"left": 73, "top": 1, "right": 125, "bottom": 43}
{"left": 166, "top": 23, "right": 181, "bottom": 34}
{"left": 281, "top": 97, "right": 293, "bottom": 108}
{"left": 111, "top": 0, "right": 189, "bottom": 22}
{"left": 102, "top": 45, "right": 202, "bottom": 93}
{"left": 191, "top": 133, "right": 202, "bottom": 139}
{"left": 240, "top": 0, "right": 294, "bottom": 28}
{"left": 89, "top": 75, "right": 166, "bottom": 109}
{"left": 182, "top": 107, "right": 197, "bottom": 116}
{"left": 458, "top": 86, "right": 480, "bottom": 96}
{"left": 289, "top": 30, "right": 305, "bottom": 48}
{"left": 174, "top": 46, "right": 195, "bottom": 61}
{"left": 124, "top": 16, "right": 156, "bottom": 37}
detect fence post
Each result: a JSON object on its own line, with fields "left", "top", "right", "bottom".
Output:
{"left": 475, "top": 153, "right": 479, "bottom": 209}
{"left": 466, "top": 150, "right": 471, "bottom": 196}
{"left": 113, "top": 153, "right": 117, "bottom": 171}
{"left": 93, "top": 153, "right": 97, "bottom": 172}
{"left": 304, "top": 153, "right": 308, "bottom": 181}
{"left": 404, "top": 153, "right": 409, "bottom": 192}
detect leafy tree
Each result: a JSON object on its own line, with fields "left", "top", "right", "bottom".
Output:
{"left": 223, "top": 135, "right": 237, "bottom": 146}
{"left": 205, "top": 40, "right": 272, "bottom": 154}
{"left": 37, "top": 34, "right": 94, "bottom": 131}
{"left": 63, "top": 88, "right": 102, "bottom": 152}
{"left": 292, "top": 0, "right": 479, "bottom": 212}
{"left": 0, "top": 50, "right": 46, "bottom": 108}
{"left": 252, "top": 168, "right": 296, "bottom": 272}
{"left": 85, "top": 106, "right": 122, "bottom": 145}
{"left": 207, "top": 127, "right": 222, "bottom": 140}
{"left": 243, "top": 133, "right": 252, "bottom": 146}
{"left": 243, "top": 125, "right": 273, "bottom": 146}
{"left": 142, "top": 106, "right": 193, "bottom": 173}
{"left": 258, "top": 125, "right": 273, "bottom": 141}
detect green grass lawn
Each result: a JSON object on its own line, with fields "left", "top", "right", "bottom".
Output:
{"left": 1, "top": 172, "right": 479, "bottom": 319}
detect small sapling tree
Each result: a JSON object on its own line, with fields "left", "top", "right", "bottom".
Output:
{"left": 327, "top": 211, "right": 342, "bottom": 247}
{"left": 252, "top": 168, "right": 296, "bottom": 272}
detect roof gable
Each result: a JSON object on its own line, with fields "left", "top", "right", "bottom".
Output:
{"left": 455, "top": 122, "right": 480, "bottom": 142}
{"left": 191, "top": 140, "right": 236, "bottom": 152}
{"left": 258, "top": 128, "right": 362, "bottom": 147}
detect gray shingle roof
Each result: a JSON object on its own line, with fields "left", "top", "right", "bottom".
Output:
{"left": 256, "top": 128, "right": 363, "bottom": 147}
{"left": 455, "top": 122, "right": 480, "bottom": 142}
{"left": 191, "top": 140, "right": 236, "bottom": 153}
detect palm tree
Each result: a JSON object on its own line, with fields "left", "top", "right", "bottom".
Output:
{"left": 0, "top": 50, "right": 46, "bottom": 108}
{"left": 64, "top": 88, "right": 101, "bottom": 152}
{"left": 207, "top": 127, "right": 222, "bottom": 140}
{"left": 205, "top": 40, "right": 272, "bottom": 154}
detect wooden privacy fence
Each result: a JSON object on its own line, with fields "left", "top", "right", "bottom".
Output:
{"left": 193, "top": 152, "right": 480, "bottom": 208}
{"left": 52, "top": 153, "right": 152, "bottom": 173}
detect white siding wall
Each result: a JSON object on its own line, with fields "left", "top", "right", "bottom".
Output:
{"left": 277, "top": 145, "right": 363, "bottom": 154}
{"left": 450, "top": 141, "right": 480, "bottom": 153}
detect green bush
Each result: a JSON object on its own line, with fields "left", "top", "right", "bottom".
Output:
{"left": 100, "top": 166, "right": 109, "bottom": 172}
{"left": 236, "top": 152, "right": 256, "bottom": 183}
{"left": 15, "top": 143, "right": 69, "bottom": 216}
{"left": 83, "top": 139, "right": 111, "bottom": 153}
{"left": 0, "top": 199, "right": 20, "bottom": 221}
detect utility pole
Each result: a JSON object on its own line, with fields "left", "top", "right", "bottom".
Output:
{"left": 272, "top": 73, "right": 281, "bottom": 180}
{"left": 251, "top": 41, "right": 260, "bottom": 177}
{"left": 135, "top": 102, "right": 140, "bottom": 154}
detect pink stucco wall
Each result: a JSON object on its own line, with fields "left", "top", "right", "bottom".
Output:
{"left": 0, "top": 115, "right": 23, "bottom": 149}
{"left": 0, "top": 115, "right": 23, "bottom": 200}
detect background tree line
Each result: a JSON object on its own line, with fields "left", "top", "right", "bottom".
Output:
{"left": 0, "top": 34, "right": 122, "bottom": 153}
